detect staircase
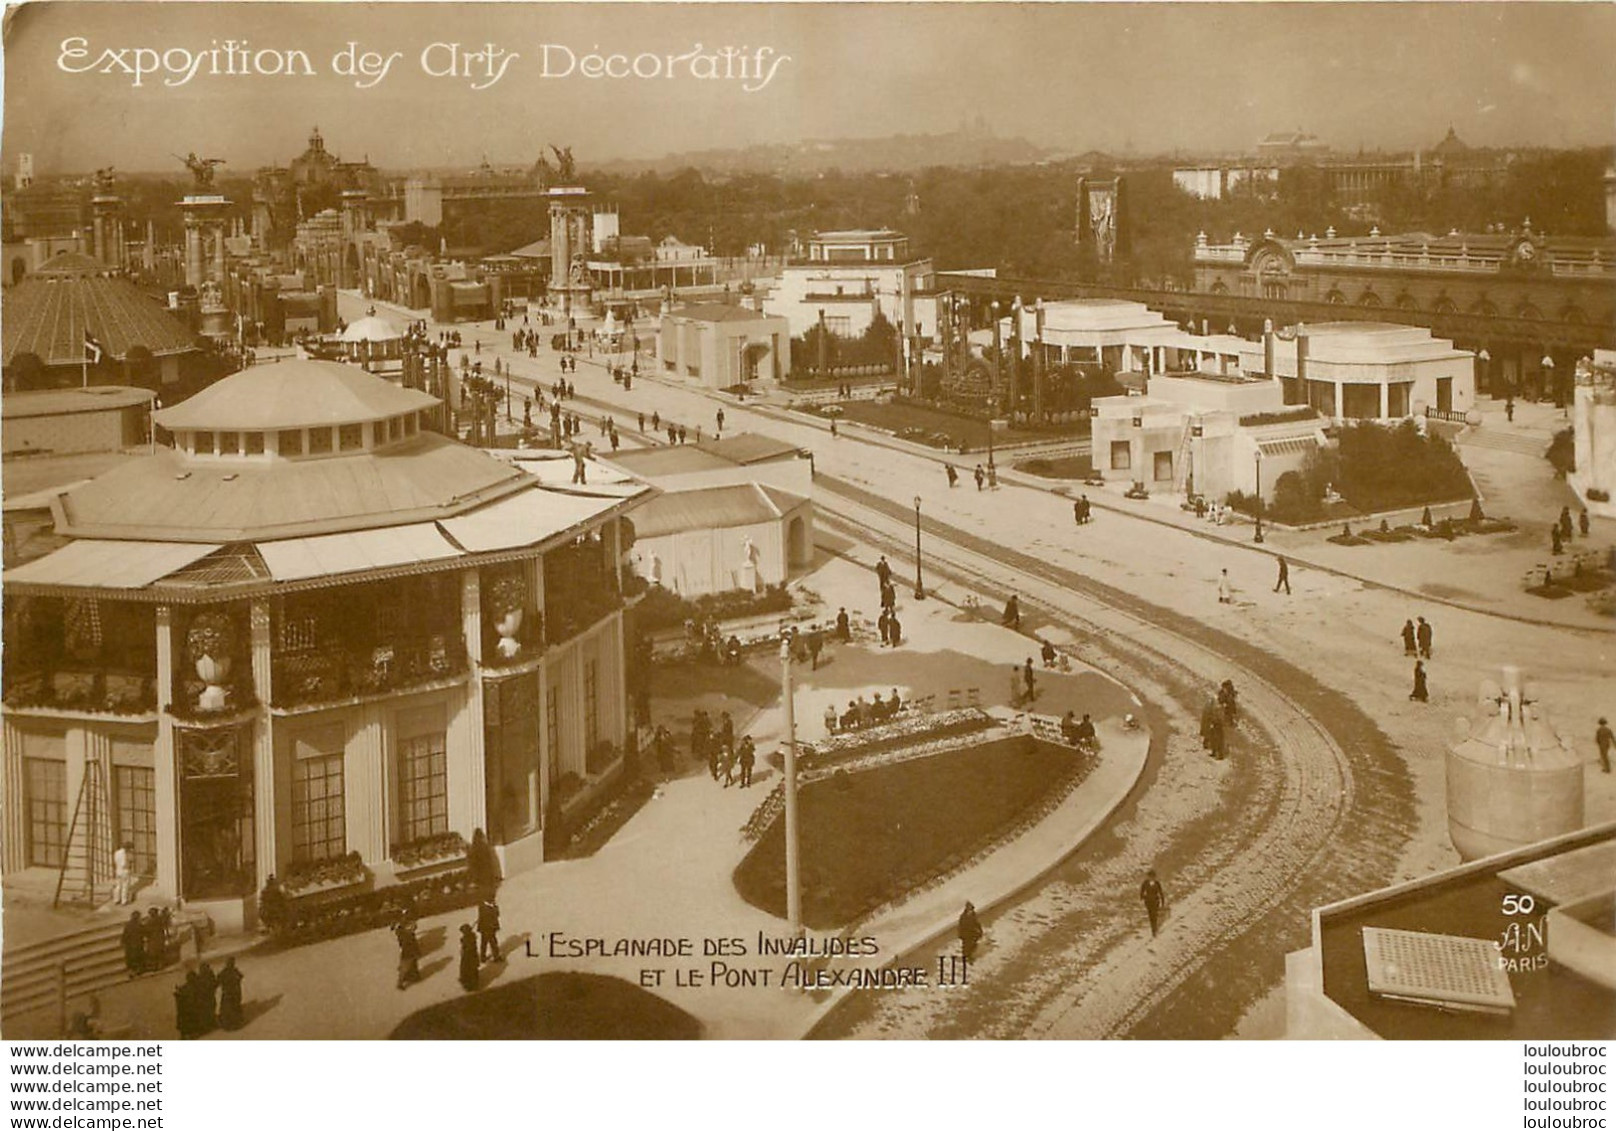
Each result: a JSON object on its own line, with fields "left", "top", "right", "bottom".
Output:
{"left": 1, "top": 920, "right": 130, "bottom": 1029}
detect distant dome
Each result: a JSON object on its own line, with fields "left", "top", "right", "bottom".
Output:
{"left": 338, "top": 315, "right": 403, "bottom": 343}
{"left": 152, "top": 357, "right": 436, "bottom": 432}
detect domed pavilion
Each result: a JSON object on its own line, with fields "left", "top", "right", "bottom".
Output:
{"left": 2, "top": 359, "right": 653, "bottom": 927}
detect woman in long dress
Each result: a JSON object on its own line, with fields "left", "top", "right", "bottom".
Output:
{"left": 458, "top": 925, "right": 481, "bottom": 992}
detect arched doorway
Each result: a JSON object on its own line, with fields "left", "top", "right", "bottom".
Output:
{"left": 787, "top": 515, "right": 810, "bottom": 568}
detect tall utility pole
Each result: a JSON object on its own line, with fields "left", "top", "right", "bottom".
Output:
{"left": 780, "top": 635, "right": 802, "bottom": 937}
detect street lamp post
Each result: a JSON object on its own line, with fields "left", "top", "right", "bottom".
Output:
{"left": 779, "top": 635, "right": 803, "bottom": 938}
{"left": 913, "top": 496, "right": 926, "bottom": 600}
{"left": 1253, "top": 449, "right": 1265, "bottom": 544}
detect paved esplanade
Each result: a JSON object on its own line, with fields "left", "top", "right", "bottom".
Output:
{"left": 326, "top": 293, "right": 1612, "bottom": 1038}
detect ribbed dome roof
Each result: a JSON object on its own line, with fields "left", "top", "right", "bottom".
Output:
{"left": 152, "top": 358, "right": 437, "bottom": 432}
{"left": 338, "top": 314, "right": 403, "bottom": 343}
{"left": 2, "top": 264, "right": 198, "bottom": 367}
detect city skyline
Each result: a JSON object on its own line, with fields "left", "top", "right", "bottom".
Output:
{"left": 3, "top": 2, "right": 1613, "bottom": 177}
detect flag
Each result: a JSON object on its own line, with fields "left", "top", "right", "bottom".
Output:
{"left": 84, "top": 331, "right": 106, "bottom": 365}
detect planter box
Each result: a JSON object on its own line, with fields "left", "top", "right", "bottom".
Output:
{"left": 389, "top": 853, "right": 468, "bottom": 882}
{"left": 284, "top": 873, "right": 371, "bottom": 904}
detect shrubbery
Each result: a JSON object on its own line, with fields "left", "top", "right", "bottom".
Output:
{"left": 633, "top": 583, "right": 793, "bottom": 633}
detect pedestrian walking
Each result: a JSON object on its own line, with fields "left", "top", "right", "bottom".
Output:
{"left": 1559, "top": 506, "right": 1574, "bottom": 543}
{"left": 638, "top": 411, "right": 645, "bottom": 432}
{"left": 974, "top": 464, "right": 985, "bottom": 491}
{"left": 716, "top": 408, "right": 725, "bottom": 433}
{"left": 1023, "top": 657, "right": 1037, "bottom": 702}
{"left": 1401, "top": 619, "right": 1417, "bottom": 656}
{"left": 719, "top": 711, "right": 735, "bottom": 760}
{"left": 737, "top": 735, "right": 756, "bottom": 788}
{"left": 1274, "top": 555, "right": 1291, "bottom": 594}
{"left": 1002, "top": 594, "right": 1021, "bottom": 629}
{"left": 1416, "top": 616, "right": 1433, "bottom": 659}
{"left": 808, "top": 629, "right": 824, "bottom": 670}
{"left": 958, "top": 901, "right": 984, "bottom": 960}
{"left": 651, "top": 410, "right": 661, "bottom": 431}
{"left": 678, "top": 425, "right": 688, "bottom": 444}
{"left": 878, "top": 609, "right": 892, "bottom": 646}
{"left": 1217, "top": 568, "right": 1233, "bottom": 604}
{"left": 1041, "top": 638, "right": 1057, "bottom": 667}
{"left": 395, "top": 919, "right": 422, "bottom": 989}
{"left": 174, "top": 972, "right": 200, "bottom": 1040}
{"left": 836, "top": 607, "right": 851, "bottom": 643}
{"left": 1580, "top": 509, "right": 1591, "bottom": 537}
{"left": 888, "top": 613, "right": 902, "bottom": 647}
{"left": 458, "top": 925, "right": 480, "bottom": 992}
{"left": 121, "top": 912, "right": 145, "bottom": 977}
{"left": 467, "top": 827, "right": 501, "bottom": 894}
{"left": 1009, "top": 664, "right": 1024, "bottom": 706}
{"left": 144, "top": 909, "right": 169, "bottom": 971}
{"left": 1552, "top": 526, "right": 1564, "bottom": 556}
{"left": 1596, "top": 717, "right": 1613, "bottom": 774}
{"left": 478, "top": 897, "right": 502, "bottom": 961}
{"left": 1140, "top": 870, "right": 1167, "bottom": 937}
{"left": 946, "top": 464, "right": 958, "bottom": 488}
{"left": 1410, "top": 659, "right": 1429, "bottom": 702}
{"left": 216, "top": 957, "right": 244, "bottom": 1031}
{"left": 881, "top": 580, "right": 896, "bottom": 613}
{"left": 830, "top": 419, "right": 838, "bottom": 438}
{"left": 195, "top": 961, "right": 219, "bottom": 1033}
{"left": 876, "top": 555, "right": 892, "bottom": 588}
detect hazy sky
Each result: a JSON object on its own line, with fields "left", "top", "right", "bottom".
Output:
{"left": 3, "top": 2, "right": 1613, "bottom": 175}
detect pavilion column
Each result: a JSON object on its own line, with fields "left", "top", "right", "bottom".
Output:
{"left": 249, "top": 600, "right": 277, "bottom": 884}
{"left": 1379, "top": 382, "right": 1390, "bottom": 420}
{"left": 2, "top": 718, "right": 29, "bottom": 872}
{"left": 212, "top": 227, "right": 225, "bottom": 284}
{"left": 153, "top": 606, "right": 181, "bottom": 899}
{"left": 448, "top": 568, "right": 487, "bottom": 836}
{"left": 184, "top": 220, "right": 204, "bottom": 289}
{"left": 346, "top": 705, "right": 389, "bottom": 865}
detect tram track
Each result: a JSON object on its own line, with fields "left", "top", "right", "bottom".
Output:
{"left": 811, "top": 475, "right": 1417, "bottom": 1038}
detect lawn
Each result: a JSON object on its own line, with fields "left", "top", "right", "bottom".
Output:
{"left": 734, "top": 735, "right": 1088, "bottom": 929}
{"left": 390, "top": 972, "right": 701, "bottom": 1039}
{"left": 824, "top": 400, "right": 1083, "bottom": 450}
{"left": 1015, "top": 454, "right": 1095, "bottom": 480}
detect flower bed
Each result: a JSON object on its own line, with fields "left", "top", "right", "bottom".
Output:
{"left": 270, "top": 866, "right": 480, "bottom": 946}
{"left": 391, "top": 832, "right": 467, "bottom": 873}
{"left": 283, "top": 851, "right": 371, "bottom": 898}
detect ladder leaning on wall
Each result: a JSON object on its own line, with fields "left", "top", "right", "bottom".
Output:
{"left": 53, "top": 759, "right": 114, "bottom": 909}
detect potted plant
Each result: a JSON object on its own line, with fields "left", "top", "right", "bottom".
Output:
{"left": 488, "top": 572, "right": 527, "bottom": 660}
{"left": 186, "top": 610, "right": 236, "bottom": 712}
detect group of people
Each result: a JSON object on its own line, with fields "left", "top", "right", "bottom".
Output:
{"left": 1200, "top": 680, "right": 1239, "bottom": 760}
{"left": 828, "top": 690, "right": 905, "bottom": 733}
{"left": 1400, "top": 616, "right": 1435, "bottom": 702}
{"left": 874, "top": 557, "right": 905, "bottom": 646}
{"left": 120, "top": 907, "right": 176, "bottom": 977}
{"left": 688, "top": 708, "right": 756, "bottom": 787}
{"left": 684, "top": 617, "right": 745, "bottom": 666}
{"left": 1549, "top": 505, "right": 1592, "bottom": 555}
{"left": 1073, "top": 495, "right": 1094, "bottom": 525}
{"left": 173, "top": 958, "right": 245, "bottom": 1039}
{"left": 1060, "top": 710, "right": 1098, "bottom": 751}
{"left": 972, "top": 463, "right": 998, "bottom": 491}
{"left": 457, "top": 897, "right": 504, "bottom": 992}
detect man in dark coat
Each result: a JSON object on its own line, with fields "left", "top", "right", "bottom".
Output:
{"left": 467, "top": 828, "right": 501, "bottom": 894}
{"left": 878, "top": 609, "right": 891, "bottom": 646}
{"left": 216, "top": 958, "right": 244, "bottom": 1031}
{"left": 194, "top": 962, "right": 219, "bottom": 1033}
{"left": 1596, "top": 717, "right": 1613, "bottom": 774}
{"left": 121, "top": 912, "right": 145, "bottom": 977}
{"left": 1140, "top": 870, "right": 1167, "bottom": 937}
{"left": 144, "top": 909, "right": 169, "bottom": 971}
{"left": 1410, "top": 660, "right": 1429, "bottom": 702}
{"left": 1002, "top": 594, "right": 1021, "bottom": 629}
{"left": 1274, "top": 555, "right": 1291, "bottom": 594}
{"left": 835, "top": 607, "right": 851, "bottom": 643}
{"left": 1416, "top": 616, "right": 1433, "bottom": 659}
{"left": 174, "top": 973, "right": 199, "bottom": 1040}
{"left": 1023, "top": 658, "right": 1036, "bottom": 703}
{"left": 887, "top": 614, "right": 902, "bottom": 647}
{"left": 875, "top": 555, "right": 892, "bottom": 588}
{"left": 459, "top": 925, "right": 481, "bottom": 992}
{"left": 395, "top": 920, "right": 422, "bottom": 990}
{"left": 478, "top": 898, "right": 502, "bottom": 962}
{"left": 958, "top": 901, "right": 984, "bottom": 960}
{"left": 737, "top": 736, "right": 756, "bottom": 788}
{"left": 808, "top": 629, "right": 824, "bottom": 670}
{"left": 1401, "top": 619, "right": 1417, "bottom": 656}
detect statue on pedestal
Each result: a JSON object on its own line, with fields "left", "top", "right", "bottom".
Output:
{"left": 178, "top": 152, "right": 225, "bottom": 189}
{"left": 549, "top": 144, "right": 576, "bottom": 183}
